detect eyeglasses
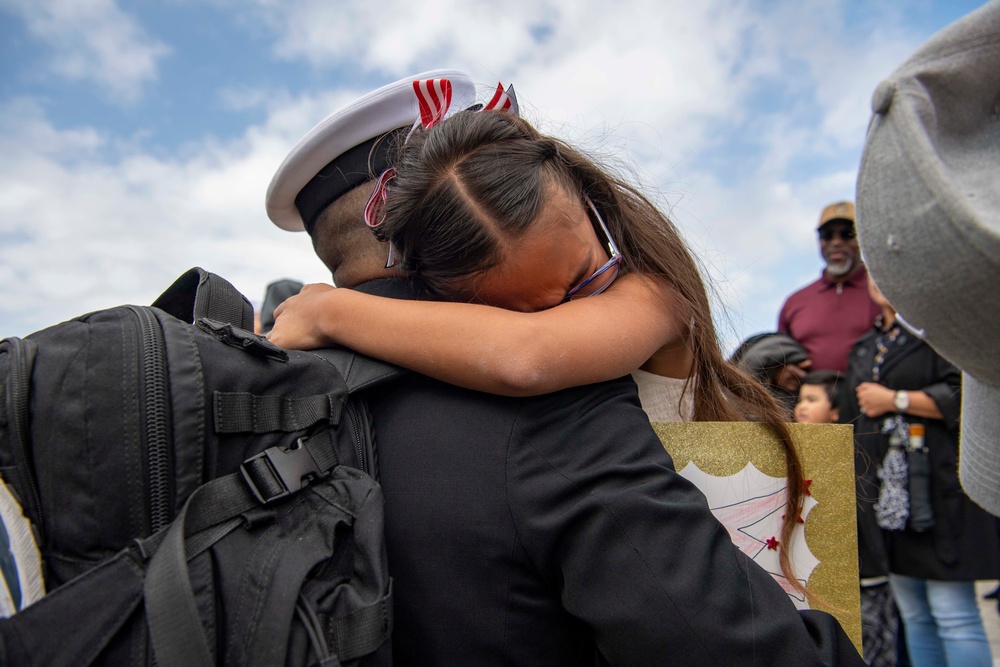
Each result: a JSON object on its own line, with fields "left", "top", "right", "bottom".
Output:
{"left": 818, "top": 227, "right": 856, "bottom": 242}
{"left": 564, "top": 195, "right": 622, "bottom": 301}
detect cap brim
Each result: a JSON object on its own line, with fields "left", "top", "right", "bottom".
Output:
{"left": 959, "top": 372, "right": 1000, "bottom": 516}
{"left": 266, "top": 69, "right": 477, "bottom": 232}
{"left": 817, "top": 218, "right": 855, "bottom": 230}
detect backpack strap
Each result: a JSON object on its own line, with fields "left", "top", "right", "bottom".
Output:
{"left": 321, "top": 582, "right": 394, "bottom": 662}
{"left": 142, "top": 426, "right": 371, "bottom": 667}
{"left": 0, "top": 550, "right": 146, "bottom": 667}
{"left": 144, "top": 348, "right": 403, "bottom": 667}
{"left": 144, "top": 476, "right": 249, "bottom": 667}
{"left": 313, "top": 347, "right": 407, "bottom": 394}
{"left": 151, "top": 267, "right": 255, "bottom": 330}
{"left": 213, "top": 392, "right": 347, "bottom": 434}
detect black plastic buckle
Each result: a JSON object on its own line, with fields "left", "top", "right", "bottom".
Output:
{"left": 241, "top": 438, "right": 322, "bottom": 504}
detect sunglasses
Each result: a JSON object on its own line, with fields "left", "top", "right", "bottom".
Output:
{"left": 564, "top": 195, "right": 623, "bottom": 301}
{"left": 818, "top": 227, "right": 856, "bottom": 242}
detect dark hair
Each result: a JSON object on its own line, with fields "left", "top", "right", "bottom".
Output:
{"left": 378, "top": 109, "right": 809, "bottom": 597}
{"left": 801, "top": 370, "right": 842, "bottom": 407}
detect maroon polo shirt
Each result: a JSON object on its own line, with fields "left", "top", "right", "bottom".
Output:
{"left": 777, "top": 266, "right": 881, "bottom": 374}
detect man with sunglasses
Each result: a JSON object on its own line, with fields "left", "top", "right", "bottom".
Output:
{"left": 778, "top": 201, "right": 880, "bottom": 374}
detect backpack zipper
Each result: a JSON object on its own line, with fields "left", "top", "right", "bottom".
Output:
{"left": 1, "top": 337, "right": 45, "bottom": 542}
{"left": 346, "top": 397, "right": 380, "bottom": 482}
{"left": 126, "top": 307, "right": 172, "bottom": 533}
{"left": 345, "top": 400, "right": 366, "bottom": 473}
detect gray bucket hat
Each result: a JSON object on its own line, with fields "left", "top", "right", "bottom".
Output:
{"left": 856, "top": 0, "right": 1000, "bottom": 514}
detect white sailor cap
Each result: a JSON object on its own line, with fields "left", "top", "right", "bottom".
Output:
{"left": 266, "top": 69, "right": 477, "bottom": 233}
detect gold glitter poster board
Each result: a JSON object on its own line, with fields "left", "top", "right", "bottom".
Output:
{"left": 652, "top": 422, "right": 862, "bottom": 653}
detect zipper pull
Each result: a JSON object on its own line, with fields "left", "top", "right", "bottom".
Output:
{"left": 837, "top": 283, "right": 843, "bottom": 295}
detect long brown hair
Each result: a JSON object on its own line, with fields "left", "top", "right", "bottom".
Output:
{"left": 379, "top": 110, "right": 808, "bottom": 596}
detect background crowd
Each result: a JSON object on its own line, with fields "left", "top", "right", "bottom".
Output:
{"left": 730, "top": 200, "right": 998, "bottom": 667}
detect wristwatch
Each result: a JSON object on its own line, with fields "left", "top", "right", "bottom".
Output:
{"left": 894, "top": 390, "right": 910, "bottom": 413}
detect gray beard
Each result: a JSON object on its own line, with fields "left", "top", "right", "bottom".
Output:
{"left": 826, "top": 257, "right": 854, "bottom": 277}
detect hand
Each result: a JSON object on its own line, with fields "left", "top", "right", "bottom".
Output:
{"left": 856, "top": 382, "right": 894, "bottom": 418}
{"left": 266, "top": 283, "right": 338, "bottom": 350}
{"left": 774, "top": 360, "right": 812, "bottom": 393}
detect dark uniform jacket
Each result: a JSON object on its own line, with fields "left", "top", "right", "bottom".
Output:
{"left": 358, "top": 279, "right": 864, "bottom": 666}
{"left": 841, "top": 320, "right": 999, "bottom": 581}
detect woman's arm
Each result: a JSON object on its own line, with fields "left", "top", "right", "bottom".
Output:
{"left": 267, "top": 275, "right": 688, "bottom": 396}
{"left": 854, "top": 383, "right": 944, "bottom": 420}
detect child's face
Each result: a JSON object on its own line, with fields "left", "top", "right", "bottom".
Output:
{"left": 794, "top": 384, "right": 839, "bottom": 424}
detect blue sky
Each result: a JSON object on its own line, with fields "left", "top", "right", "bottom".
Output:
{"left": 0, "top": 0, "right": 988, "bottom": 350}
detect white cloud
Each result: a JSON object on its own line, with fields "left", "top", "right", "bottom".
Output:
{"left": 0, "top": 95, "right": 336, "bottom": 336}
{"left": 0, "top": 0, "right": 169, "bottom": 103}
{"left": 244, "top": 0, "right": 757, "bottom": 161}
{"left": 0, "top": 0, "right": 961, "bottom": 348}
{"left": 253, "top": 0, "right": 552, "bottom": 76}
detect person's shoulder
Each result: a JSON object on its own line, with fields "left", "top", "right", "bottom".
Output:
{"left": 779, "top": 277, "right": 823, "bottom": 318}
{"left": 507, "top": 376, "right": 672, "bottom": 485}
{"left": 512, "top": 375, "right": 652, "bottom": 440}
{"left": 846, "top": 327, "right": 877, "bottom": 366}
{"left": 392, "top": 370, "right": 641, "bottom": 427}
{"left": 519, "top": 375, "right": 640, "bottom": 411}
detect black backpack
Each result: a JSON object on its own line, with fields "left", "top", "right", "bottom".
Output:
{"left": 0, "top": 268, "right": 402, "bottom": 667}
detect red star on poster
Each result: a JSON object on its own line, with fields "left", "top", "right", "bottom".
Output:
{"left": 678, "top": 462, "right": 819, "bottom": 607}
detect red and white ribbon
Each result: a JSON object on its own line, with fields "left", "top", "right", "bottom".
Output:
{"left": 483, "top": 82, "right": 519, "bottom": 115}
{"left": 407, "top": 79, "right": 519, "bottom": 142}
{"left": 364, "top": 167, "right": 397, "bottom": 235}
{"left": 413, "top": 78, "right": 454, "bottom": 130}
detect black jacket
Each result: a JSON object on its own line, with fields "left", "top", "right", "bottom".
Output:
{"left": 841, "top": 321, "right": 998, "bottom": 581}
{"left": 357, "top": 279, "right": 863, "bottom": 666}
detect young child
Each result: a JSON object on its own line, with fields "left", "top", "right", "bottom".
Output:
{"left": 794, "top": 370, "right": 842, "bottom": 424}
{"left": 270, "top": 98, "right": 811, "bottom": 594}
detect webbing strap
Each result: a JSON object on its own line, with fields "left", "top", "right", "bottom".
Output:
{"left": 323, "top": 584, "right": 394, "bottom": 662}
{"left": 151, "top": 267, "right": 254, "bottom": 330}
{"left": 144, "top": 473, "right": 262, "bottom": 667}
{"left": 194, "top": 276, "right": 254, "bottom": 331}
{"left": 214, "top": 392, "right": 343, "bottom": 434}
{"left": 144, "top": 486, "right": 215, "bottom": 667}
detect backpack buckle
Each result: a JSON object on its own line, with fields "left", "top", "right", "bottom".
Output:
{"left": 241, "top": 438, "right": 323, "bottom": 504}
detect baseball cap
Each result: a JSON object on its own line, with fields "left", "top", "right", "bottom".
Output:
{"left": 856, "top": 1, "right": 1000, "bottom": 513}
{"left": 266, "top": 70, "right": 477, "bottom": 234}
{"left": 817, "top": 201, "right": 855, "bottom": 230}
